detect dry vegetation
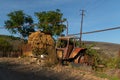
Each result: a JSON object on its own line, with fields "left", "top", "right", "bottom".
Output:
{"left": 0, "top": 58, "right": 110, "bottom": 80}
{"left": 28, "top": 31, "right": 58, "bottom": 65}
{"left": 0, "top": 35, "right": 120, "bottom": 80}
{"left": 84, "top": 41, "right": 120, "bottom": 57}
{"left": 28, "top": 31, "right": 55, "bottom": 50}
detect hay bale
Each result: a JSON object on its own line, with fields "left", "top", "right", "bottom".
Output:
{"left": 28, "top": 31, "right": 57, "bottom": 64}
{"left": 28, "top": 31, "right": 58, "bottom": 64}
{"left": 28, "top": 31, "right": 54, "bottom": 50}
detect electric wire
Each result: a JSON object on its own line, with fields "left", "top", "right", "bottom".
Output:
{"left": 68, "top": 26, "right": 120, "bottom": 36}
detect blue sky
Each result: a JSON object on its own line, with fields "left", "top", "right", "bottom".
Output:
{"left": 0, "top": 0, "right": 120, "bottom": 44}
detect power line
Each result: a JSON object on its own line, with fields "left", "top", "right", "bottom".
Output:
{"left": 83, "top": 26, "right": 120, "bottom": 34}
{"left": 68, "top": 26, "right": 120, "bottom": 36}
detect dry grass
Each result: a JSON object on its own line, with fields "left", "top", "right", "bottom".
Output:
{"left": 0, "top": 58, "right": 109, "bottom": 80}
{"left": 84, "top": 41, "right": 120, "bottom": 57}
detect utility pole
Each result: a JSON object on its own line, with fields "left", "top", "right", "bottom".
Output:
{"left": 80, "top": 10, "right": 85, "bottom": 46}
{"left": 66, "top": 20, "right": 68, "bottom": 36}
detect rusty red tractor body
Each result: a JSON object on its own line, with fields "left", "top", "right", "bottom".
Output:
{"left": 56, "top": 36, "right": 87, "bottom": 64}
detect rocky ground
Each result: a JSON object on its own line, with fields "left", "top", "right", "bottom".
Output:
{"left": 0, "top": 57, "right": 119, "bottom": 80}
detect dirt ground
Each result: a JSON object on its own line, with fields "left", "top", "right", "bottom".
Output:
{"left": 0, "top": 57, "right": 109, "bottom": 80}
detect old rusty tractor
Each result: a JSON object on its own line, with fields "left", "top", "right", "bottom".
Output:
{"left": 56, "top": 36, "right": 87, "bottom": 65}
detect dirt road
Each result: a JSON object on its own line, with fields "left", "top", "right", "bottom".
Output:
{"left": 0, "top": 58, "right": 78, "bottom": 80}
{"left": 0, "top": 66, "right": 26, "bottom": 80}
{"left": 0, "top": 63, "right": 59, "bottom": 80}
{"left": 0, "top": 66, "right": 13, "bottom": 80}
{"left": 0, "top": 58, "right": 108, "bottom": 80}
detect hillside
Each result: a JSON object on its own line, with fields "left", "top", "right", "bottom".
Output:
{"left": 0, "top": 35, "right": 23, "bottom": 57}
{"left": 83, "top": 41, "right": 120, "bottom": 57}
{"left": 0, "top": 34, "right": 20, "bottom": 39}
{"left": 0, "top": 35, "right": 25, "bottom": 47}
{"left": 0, "top": 35, "right": 120, "bottom": 80}
{"left": 0, "top": 35, "right": 120, "bottom": 57}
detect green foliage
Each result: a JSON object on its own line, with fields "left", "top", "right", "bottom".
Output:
{"left": 95, "top": 72, "right": 120, "bottom": 80}
{"left": 5, "top": 10, "right": 35, "bottom": 38}
{"left": 117, "top": 51, "right": 120, "bottom": 69}
{"left": 85, "top": 44, "right": 97, "bottom": 56}
{"left": 82, "top": 43, "right": 120, "bottom": 69}
{"left": 9, "top": 35, "right": 20, "bottom": 40}
{"left": 95, "top": 72, "right": 108, "bottom": 78}
{"left": 105, "top": 57, "right": 117, "bottom": 68}
{"left": 105, "top": 57, "right": 120, "bottom": 69}
{"left": 35, "top": 9, "right": 66, "bottom": 36}
{"left": 0, "top": 38, "right": 12, "bottom": 50}
{"left": 56, "top": 39, "right": 67, "bottom": 48}
{"left": 116, "top": 58, "right": 120, "bottom": 69}
{"left": 82, "top": 44, "right": 106, "bottom": 68}
{"left": 5, "top": 9, "right": 66, "bottom": 38}
{"left": 109, "top": 76, "right": 120, "bottom": 80}
{"left": 0, "top": 35, "right": 25, "bottom": 57}
{"left": 0, "top": 38, "right": 13, "bottom": 56}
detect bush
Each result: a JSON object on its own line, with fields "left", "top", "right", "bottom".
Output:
{"left": 81, "top": 43, "right": 108, "bottom": 71}
{"left": 82, "top": 44, "right": 101, "bottom": 64}
{"left": 45, "top": 46, "right": 58, "bottom": 66}
{"left": 115, "top": 58, "right": 120, "bottom": 69}
{"left": 103, "top": 52, "right": 120, "bottom": 69}
{"left": 0, "top": 38, "right": 13, "bottom": 57}
{"left": 95, "top": 72, "right": 120, "bottom": 80}
{"left": 116, "top": 50, "right": 120, "bottom": 69}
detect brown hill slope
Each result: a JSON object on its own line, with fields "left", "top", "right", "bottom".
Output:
{"left": 0, "top": 35, "right": 120, "bottom": 57}
{"left": 83, "top": 41, "right": 120, "bottom": 57}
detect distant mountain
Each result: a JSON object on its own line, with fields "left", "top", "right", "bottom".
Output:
{"left": 0, "top": 34, "right": 20, "bottom": 40}
{"left": 83, "top": 41, "right": 120, "bottom": 57}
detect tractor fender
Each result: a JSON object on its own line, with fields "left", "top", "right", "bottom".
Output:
{"left": 69, "top": 48, "right": 86, "bottom": 59}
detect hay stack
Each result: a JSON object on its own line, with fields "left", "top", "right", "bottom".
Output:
{"left": 28, "top": 31, "right": 58, "bottom": 64}
{"left": 28, "top": 31, "right": 55, "bottom": 50}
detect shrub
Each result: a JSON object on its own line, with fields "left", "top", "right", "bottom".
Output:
{"left": 0, "top": 38, "right": 13, "bottom": 57}
{"left": 82, "top": 43, "right": 108, "bottom": 70}
{"left": 116, "top": 50, "right": 120, "bottom": 69}
{"left": 105, "top": 51, "right": 120, "bottom": 69}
